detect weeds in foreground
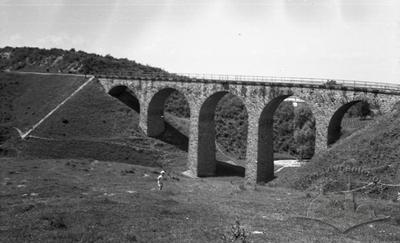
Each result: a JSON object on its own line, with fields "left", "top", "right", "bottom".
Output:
{"left": 221, "top": 220, "right": 248, "bottom": 243}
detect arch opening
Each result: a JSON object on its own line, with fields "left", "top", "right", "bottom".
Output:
{"left": 198, "top": 92, "right": 248, "bottom": 177}
{"left": 147, "top": 88, "right": 190, "bottom": 151}
{"left": 108, "top": 86, "right": 140, "bottom": 113}
{"left": 328, "top": 100, "right": 374, "bottom": 146}
{"left": 258, "top": 95, "right": 316, "bottom": 183}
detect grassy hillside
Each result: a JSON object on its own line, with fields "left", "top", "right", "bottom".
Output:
{"left": 31, "top": 79, "right": 141, "bottom": 139}
{"left": 0, "top": 72, "right": 86, "bottom": 129}
{"left": 0, "top": 72, "right": 87, "bottom": 155}
{"left": 25, "top": 80, "right": 187, "bottom": 171}
{"left": 275, "top": 109, "right": 400, "bottom": 199}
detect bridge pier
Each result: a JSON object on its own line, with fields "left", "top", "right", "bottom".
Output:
{"left": 244, "top": 111, "right": 259, "bottom": 184}
{"left": 187, "top": 107, "right": 200, "bottom": 176}
{"left": 314, "top": 113, "right": 331, "bottom": 153}
{"left": 138, "top": 99, "right": 149, "bottom": 135}
{"left": 244, "top": 109, "right": 277, "bottom": 184}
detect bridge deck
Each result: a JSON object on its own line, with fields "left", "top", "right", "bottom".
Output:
{"left": 98, "top": 73, "right": 400, "bottom": 95}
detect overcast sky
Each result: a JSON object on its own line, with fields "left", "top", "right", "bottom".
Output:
{"left": 1, "top": 0, "right": 399, "bottom": 83}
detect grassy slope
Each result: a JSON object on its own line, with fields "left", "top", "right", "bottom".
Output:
{"left": 0, "top": 72, "right": 87, "bottom": 156}
{"left": 0, "top": 72, "right": 86, "bottom": 129}
{"left": 31, "top": 78, "right": 142, "bottom": 139}
{"left": 275, "top": 110, "right": 400, "bottom": 198}
{"left": 340, "top": 117, "right": 375, "bottom": 140}
{"left": 26, "top": 80, "right": 186, "bottom": 171}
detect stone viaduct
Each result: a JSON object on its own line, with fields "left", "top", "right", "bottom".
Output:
{"left": 98, "top": 73, "right": 400, "bottom": 185}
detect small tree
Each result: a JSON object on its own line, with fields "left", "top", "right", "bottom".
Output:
{"left": 294, "top": 125, "right": 315, "bottom": 160}
{"left": 81, "top": 57, "right": 96, "bottom": 75}
{"left": 294, "top": 106, "right": 315, "bottom": 159}
{"left": 346, "top": 101, "right": 371, "bottom": 119}
{"left": 360, "top": 102, "right": 371, "bottom": 120}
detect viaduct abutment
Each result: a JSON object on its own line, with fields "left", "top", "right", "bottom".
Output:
{"left": 98, "top": 76, "right": 399, "bottom": 185}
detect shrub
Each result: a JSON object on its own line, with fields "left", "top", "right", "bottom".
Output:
{"left": 294, "top": 106, "right": 316, "bottom": 159}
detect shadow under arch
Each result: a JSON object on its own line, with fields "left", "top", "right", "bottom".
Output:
{"left": 257, "top": 95, "right": 291, "bottom": 183}
{"left": 197, "top": 91, "right": 248, "bottom": 177}
{"left": 327, "top": 100, "right": 366, "bottom": 146}
{"left": 147, "top": 88, "right": 191, "bottom": 151}
{"left": 108, "top": 85, "right": 140, "bottom": 113}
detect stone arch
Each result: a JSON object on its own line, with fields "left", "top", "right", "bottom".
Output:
{"left": 327, "top": 99, "right": 368, "bottom": 146}
{"left": 257, "top": 95, "right": 291, "bottom": 183}
{"left": 147, "top": 87, "right": 191, "bottom": 138}
{"left": 108, "top": 85, "right": 140, "bottom": 113}
{"left": 197, "top": 91, "right": 248, "bottom": 177}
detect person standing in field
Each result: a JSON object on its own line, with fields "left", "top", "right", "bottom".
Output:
{"left": 157, "top": 170, "right": 166, "bottom": 190}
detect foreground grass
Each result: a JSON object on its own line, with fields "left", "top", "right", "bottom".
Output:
{"left": 1, "top": 157, "right": 399, "bottom": 242}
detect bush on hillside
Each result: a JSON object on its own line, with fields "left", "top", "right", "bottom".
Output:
{"left": 0, "top": 46, "right": 169, "bottom": 76}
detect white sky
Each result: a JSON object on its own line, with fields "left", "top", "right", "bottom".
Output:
{"left": 1, "top": 0, "right": 399, "bottom": 83}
